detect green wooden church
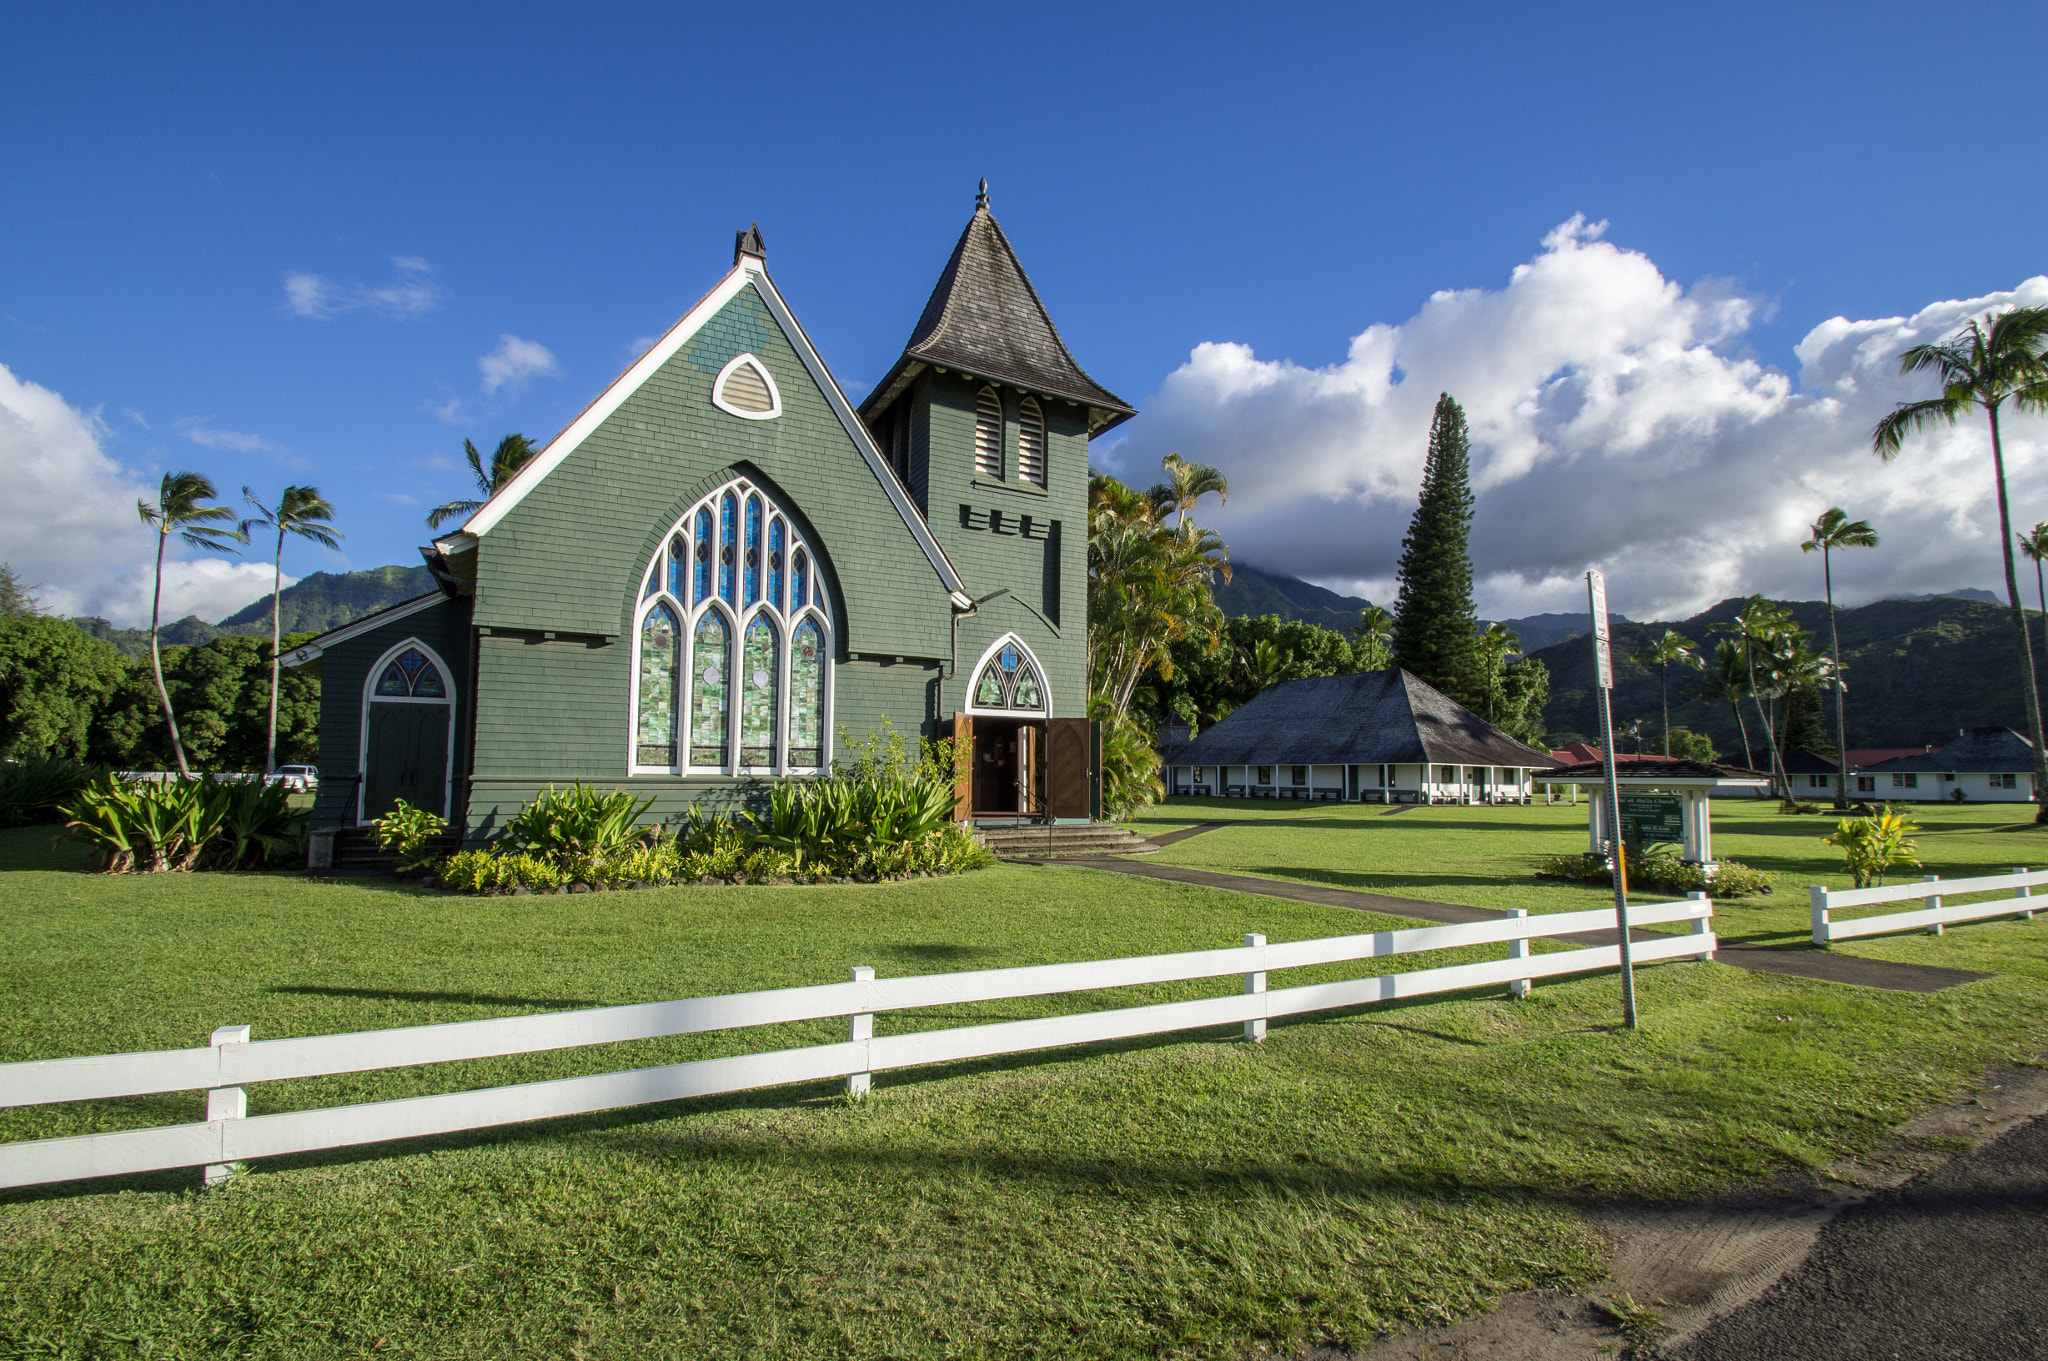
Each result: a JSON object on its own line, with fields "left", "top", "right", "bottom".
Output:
{"left": 288, "top": 185, "right": 1132, "bottom": 841}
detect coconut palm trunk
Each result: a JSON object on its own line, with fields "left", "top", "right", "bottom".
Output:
{"left": 266, "top": 528, "right": 285, "bottom": 775}
{"left": 1822, "top": 544, "right": 1849, "bottom": 808}
{"left": 147, "top": 526, "right": 191, "bottom": 777}
{"left": 1984, "top": 404, "right": 2048, "bottom": 816}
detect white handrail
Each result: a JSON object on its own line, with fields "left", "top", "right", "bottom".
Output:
{"left": 0, "top": 899, "right": 1714, "bottom": 1190}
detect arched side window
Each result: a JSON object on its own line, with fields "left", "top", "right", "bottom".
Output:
{"left": 711, "top": 353, "right": 782, "bottom": 420}
{"left": 629, "top": 476, "right": 833, "bottom": 775}
{"left": 374, "top": 646, "right": 447, "bottom": 699}
{"left": 966, "top": 634, "right": 1049, "bottom": 716}
{"left": 1017, "top": 397, "right": 1046, "bottom": 487}
{"left": 973, "top": 386, "right": 1003, "bottom": 479}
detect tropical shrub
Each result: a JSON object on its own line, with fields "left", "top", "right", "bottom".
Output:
{"left": 1092, "top": 699, "right": 1162, "bottom": 820}
{"left": 210, "top": 778, "right": 307, "bottom": 868}
{"left": 0, "top": 754, "right": 104, "bottom": 826}
{"left": 1533, "top": 848, "right": 1773, "bottom": 898}
{"left": 1822, "top": 807, "right": 1922, "bottom": 889}
{"left": 369, "top": 799, "right": 449, "bottom": 873}
{"left": 56, "top": 775, "right": 246, "bottom": 873}
{"left": 500, "top": 782, "right": 656, "bottom": 877}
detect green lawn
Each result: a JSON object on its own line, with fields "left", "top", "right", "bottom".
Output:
{"left": 4, "top": 805, "right": 2048, "bottom": 1358}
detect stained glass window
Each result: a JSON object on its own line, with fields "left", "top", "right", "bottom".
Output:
{"left": 375, "top": 662, "right": 410, "bottom": 696}
{"left": 635, "top": 479, "right": 831, "bottom": 772}
{"left": 974, "top": 660, "right": 1005, "bottom": 708}
{"left": 411, "top": 662, "right": 446, "bottom": 699}
{"left": 693, "top": 508, "right": 712, "bottom": 604}
{"left": 788, "top": 618, "right": 824, "bottom": 767}
{"left": 637, "top": 603, "right": 680, "bottom": 766}
{"left": 743, "top": 495, "right": 762, "bottom": 607}
{"left": 740, "top": 615, "right": 779, "bottom": 767}
{"left": 1011, "top": 664, "right": 1041, "bottom": 710}
{"left": 376, "top": 648, "right": 445, "bottom": 699}
{"left": 690, "top": 610, "right": 732, "bottom": 767}
{"left": 718, "top": 492, "right": 737, "bottom": 603}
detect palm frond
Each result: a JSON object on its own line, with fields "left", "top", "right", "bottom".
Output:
{"left": 1872, "top": 396, "right": 1964, "bottom": 460}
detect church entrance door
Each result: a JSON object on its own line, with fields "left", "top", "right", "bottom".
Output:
{"left": 971, "top": 717, "right": 1042, "bottom": 819}
{"left": 363, "top": 702, "right": 451, "bottom": 822}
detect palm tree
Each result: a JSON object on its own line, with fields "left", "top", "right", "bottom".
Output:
{"left": 2020, "top": 521, "right": 2048, "bottom": 729}
{"left": 1630, "top": 629, "right": 1702, "bottom": 757}
{"left": 1801, "top": 508, "right": 1879, "bottom": 809}
{"left": 1713, "top": 597, "right": 1800, "bottom": 801}
{"left": 1700, "top": 641, "right": 1757, "bottom": 775}
{"left": 240, "top": 486, "right": 344, "bottom": 775}
{"left": 1351, "top": 604, "right": 1395, "bottom": 671}
{"left": 427, "top": 434, "right": 539, "bottom": 530}
{"left": 1146, "top": 452, "right": 1230, "bottom": 540}
{"left": 1874, "top": 306, "right": 2048, "bottom": 821}
{"left": 137, "top": 472, "right": 245, "bottom": 776}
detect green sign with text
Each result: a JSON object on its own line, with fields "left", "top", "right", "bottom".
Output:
{"left": 1616, "top": 792, "right": 1685, "bottom": 847}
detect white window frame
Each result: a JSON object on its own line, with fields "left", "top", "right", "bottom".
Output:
{"left": 710, "top": 352, "right": 783, "bottom": 421}
{"left": 964, "top": 632, "right": 1051, "bottom": 717}
{"left": 627, "top": 478, "right": 832, "bottom": 777}
{"left": 357, "top": 636, "right": 458, "bottom": 824}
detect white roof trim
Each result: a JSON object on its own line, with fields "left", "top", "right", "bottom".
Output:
{"left": 445, "top": 257, "right": 967, "bottom": 598}
{"left": 279, "top": 592, "right": 446, "bottom": 668}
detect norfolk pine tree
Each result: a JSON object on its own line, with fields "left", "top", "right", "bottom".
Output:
{"left": 1392, "top": 394, "right": 1484, "bottom": 707}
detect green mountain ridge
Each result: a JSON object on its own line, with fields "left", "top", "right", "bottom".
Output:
{"left": 71, "top": 566, "right": 437, "bottom": 659}
{"left": 1531, "top": 594, "right": 2048, "bottom": 752}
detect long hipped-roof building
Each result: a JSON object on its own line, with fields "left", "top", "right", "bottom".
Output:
{"left": 1163, "top": 670, "right": 1559, "bottom": 803}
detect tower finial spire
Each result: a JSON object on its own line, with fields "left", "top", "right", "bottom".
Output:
{"left": 976, "top": 178, "right": 989, "bottom": 212}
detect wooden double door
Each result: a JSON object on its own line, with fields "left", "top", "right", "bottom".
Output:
{"left": 952, "top": 713, "right": 1093, "bottom": 821}
{"left": 362, "top": 701, "right": 451, "bottom": 821}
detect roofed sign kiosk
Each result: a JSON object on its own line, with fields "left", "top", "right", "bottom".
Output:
{"left": 1540, "top": 760, "right": 1769, "bottom": 866}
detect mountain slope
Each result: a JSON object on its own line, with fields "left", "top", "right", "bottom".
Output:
{"left": 71, "top": 565, "right": 437, "bottom": 659}
{"left": 1532, "top": 594, "right": 2048, "bottom": 751}
{"left": 1212, "top": 563, "right": 1372, "bottom": 633}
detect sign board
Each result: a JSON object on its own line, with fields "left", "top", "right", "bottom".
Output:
{"left": 1587, "top": 569, "right": 1614, "bottom": 690}
{"left": 1616, "top": 792, "right": 1685, "bottom": 847}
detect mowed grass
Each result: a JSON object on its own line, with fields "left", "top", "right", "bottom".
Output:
{"left": 4, "top": 808, "right": 2048, "bottom": 1359}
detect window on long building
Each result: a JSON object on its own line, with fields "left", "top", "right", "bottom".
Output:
{"left": 974, "top": 386, "right": 1003, "bottom": 478}
{"left": 631, "top": 477, "right": 832, "bottom": 774}
{"left": 1017, "top": 396, "right": 1046, "bottom": 486}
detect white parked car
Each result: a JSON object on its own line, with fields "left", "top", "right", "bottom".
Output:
{"left": 266, "top": 765, "right": 320, "bottom": 792}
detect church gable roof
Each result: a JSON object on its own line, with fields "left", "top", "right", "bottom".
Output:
{"left": 436, "top": 251, "right": 967, "bottom": 603}
{"left": 1171, "top": 670, "right": 1558, "bottom": 769}
{"left": 863, "top": 186, "right": 1135, "bottom": 431}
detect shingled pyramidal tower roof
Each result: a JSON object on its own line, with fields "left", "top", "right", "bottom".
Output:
{"left": 861, "top": 181, "right": 1136, "bottom": 435}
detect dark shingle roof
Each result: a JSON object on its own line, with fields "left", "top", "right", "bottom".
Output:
{"left": 1169, "top": 670, "right": 1559, "bottom": 769}
{"left": 1868, "top": 727, "right": 2036, "bottom": 773}
{"left": 861, "top": 190, "right": 1135, "bottom": 433}
{"left": 1780, "top": 748, "right": 1841, "bottom": 775}
{"left": 1542, "top": 759, "right": 1769, "bottom": 782}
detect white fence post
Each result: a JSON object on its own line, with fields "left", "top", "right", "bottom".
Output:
{"left": 1506, "top": 909, "right": 1531, "bottom": 998}
{"left": 203, "top": 1024, "right": 250, "bottom": 1188}
{"left": 2016, "top": 867, "right": 2034, "bottom": 921}
{"left": 847, "top": 967, "right": 874, "bottom": 1098}
{"left": 1810, "top": 885, "right": 1832, "bottom": 945}
{"left": 1243, "top": 933, "right": 1267, "bottom": 1042}
{"left": 1924, "top": 874, "right": 1943, "bottom": 936}
{"left": 1687, "top": 891, "right": 1714, "bottom": 960}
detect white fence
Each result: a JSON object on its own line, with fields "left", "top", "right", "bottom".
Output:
{"left": 1810, "top": 867, "right": 2043, "bottom": 944}
{"left": 0, "top": 898, "right": 1716, "bottom": 1191}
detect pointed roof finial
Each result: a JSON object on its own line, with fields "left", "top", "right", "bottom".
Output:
{"left": 733, "top": 222, "right": 766, "bottom": 265}
{"left": 975, "top": 178, "right": 989, "bottom": 212}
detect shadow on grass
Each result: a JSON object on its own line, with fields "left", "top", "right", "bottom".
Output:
{"left": 269, "top": 984, "right": 604, "bottom": 1009}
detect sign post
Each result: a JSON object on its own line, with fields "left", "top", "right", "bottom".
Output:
{"left": 1588, "top": 569, "right": 1638, "bottom": 1029}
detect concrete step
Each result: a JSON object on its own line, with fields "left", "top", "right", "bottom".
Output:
{"left": 974, "top": 824, "right": 1160, "bottom": 859}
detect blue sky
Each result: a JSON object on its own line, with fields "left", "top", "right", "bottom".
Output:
{"left": 5, "top": 2, "right": 2045, "bottom": 625}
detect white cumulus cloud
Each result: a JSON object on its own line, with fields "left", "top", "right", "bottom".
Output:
{"left": 0, "top": 364, "right": 292, "bottom": 627}
{"left": 1107, "top": 216, "right": 2048, "bottom": 621}
{"left": 478, "top": 334, "right": 560, "bottom": 394}
{"left": 283, "top": 256, "right": 443, "bottom": 320}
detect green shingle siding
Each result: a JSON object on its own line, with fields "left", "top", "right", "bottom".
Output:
{"left": 310, "top": 595, "right": 473, "bottom": 825}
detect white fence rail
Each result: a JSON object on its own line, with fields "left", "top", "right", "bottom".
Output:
{"left": 0, "top": 898, "right": 1716, "bottom": 1191}
{"left": 1810, "top": 867, "right": 2042, "bottom": 944}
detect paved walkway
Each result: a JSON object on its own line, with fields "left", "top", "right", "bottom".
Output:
{"left": 1671, "top": 1107, "right": 2048, "bottom": 1360}
{"left": 1040, "top": 855, "right": 1989, "bottom": 993}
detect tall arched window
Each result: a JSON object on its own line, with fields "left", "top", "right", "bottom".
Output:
{"left": 974, "top": 386, "right": 1003, "bottom": 479}
{"left": 630, "top": 476, "right": 833, "bottom": 774}
{"left": 1017, "top": 396, "right": 1046, "bottom": 487}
